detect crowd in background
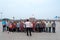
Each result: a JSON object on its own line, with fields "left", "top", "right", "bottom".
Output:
{"left": 2, "top": 20, "right": 56, "bottom": 33}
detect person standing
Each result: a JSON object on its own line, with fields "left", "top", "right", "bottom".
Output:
{"left": 16, "top": 22, "right": 20, "bottom": 32}
{"left": 52, "top": 21, "right": 56, "bottom": 33}
{"left": 2, "top": 20, "right": 6, "bottom": 32}
{"left": 24, "top": 22, "right": 26, "bottom": 32}
{"left": 35, "top": 22, "right": 40, "bottom": 32}
{"left": 42, "top": 21, "right": 46, "bottom": 32}
{"left": 32, "top": 22, "right": 36, "bottom": 32}
{"left": 40, "top": 21, "right": 46, "bottom": 32}
{"left": 12, "top": 22, "right": 16, "bottom": 32}
{"left": 25, "top": 19, "right": 33, "bottom": 36}
{"left": 45, "top": 21, "right": 49, "bottom": 32}
{"left": 6, "top": 21, "right": 10, "bottom": 33}
{"left": 9, "top": 22, "right": 13, "bottom": 32}
{"left": 48, "top": 21, "right": 52, "bottom": 33}
{"left": 20, "top": 21, "right": 24, "bottom": 32}
{"left": 40, "top": 21, "right": 43, "bottom": 32}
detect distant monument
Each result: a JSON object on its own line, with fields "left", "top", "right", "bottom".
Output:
{"left": 55, "top": 16, "right": 60, "bottom": 20}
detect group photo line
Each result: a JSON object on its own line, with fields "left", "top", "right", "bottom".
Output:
{"left": 2, "top": 19, "right": 56, "bottom": 36}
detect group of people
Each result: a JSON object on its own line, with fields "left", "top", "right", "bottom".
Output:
{"left": 2, "top": 19, "right": 56, "bottom": 36}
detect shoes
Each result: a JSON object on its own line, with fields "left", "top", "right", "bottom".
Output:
{"left": 27, "top": 35, "right": 29, "bottom": 36}
{"left": 30, "top": 35, "right": 32, "bottom": 36}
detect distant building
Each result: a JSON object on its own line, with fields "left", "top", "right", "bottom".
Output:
{"left": 0, "top": 17, "right": 60, "bottom": 22}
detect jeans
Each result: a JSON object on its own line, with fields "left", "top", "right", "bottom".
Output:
{"left": 52, "top": 27, "right": 55, "bottom": 33}
{"left": 3, "top": 25, "right": 6, "bottom": 32}
{"left": 26, "top": 28, "right": 32, "bottom": 36}
{"left": 49, "top": 27, "right": 51, "bottom": 33}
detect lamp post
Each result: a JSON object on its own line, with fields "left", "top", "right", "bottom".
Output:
{"left": 13, "top": 16, "right": 15, "bottom": 20}
{"left": 0, "top": 12, "right": 3, "bottom": 20}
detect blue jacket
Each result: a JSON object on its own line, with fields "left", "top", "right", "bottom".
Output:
{"left": 2, "top": 21, "right": 6, "bottom": 25}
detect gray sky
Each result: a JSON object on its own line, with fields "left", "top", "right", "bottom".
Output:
{"left": 0, "top": 0, "right": 60, "bottom": 19}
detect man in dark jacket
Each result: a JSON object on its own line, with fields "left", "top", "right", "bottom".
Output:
{"left": 35, "top": 22, "right": 41, "bottom": 32}
{"left": 40, "top": 21, "right": 46, "bottom": 32}
{"left": 52, "top": 21, "right": 56, "bottom": 33}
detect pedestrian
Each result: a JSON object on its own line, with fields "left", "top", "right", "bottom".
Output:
{"left": 2, "top": 20, "right": 7, "bottom": 32}
{"left": 25, "top": 19, "right": 33, "bottom": 36}
{"left": 40, "top": 21, "right": 46, "bottom": 32}
{"left": 52, "top": 21, "right": 56, "bottom": 33}
{"left": 39, "top": 21, "right": 42, "bottom": 32}
{"left": 40, "top": 21, "right": 43, "bottom": 32}
{"left": 45, "top": 21, "right": 49, "bottom": 32}
{"left": 24, "top": 22, "right": 26, "bottom": 32}
{"left": 12, "top": 22, "right": 16, "bottom": 32}
{"left": 48, "top": 21, "right": 52, "bottom": 33}
{"left": 42, "top": 21, "right": 46, "bottom": 32}
{"left": 20, "top": 21, "right": 24, "bottom": 32}
{"left": 9, "top": 22, "right": 13, "bottom": 32}
{"left": 6, "top": 20, "right": 10, "bottom": 33}
{"left": 16, "top": 22, "right": 20, "bottom": 32}
{"left": 32, "top": 22, "right": 36, "bottom": 32}
{"left": 35, "top": 22, "right": 40, "bottom": 32}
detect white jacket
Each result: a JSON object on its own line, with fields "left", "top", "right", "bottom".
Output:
{"left": 25, "top": 22, "right": 33, "bottom": 28}
{"left": 46, "top": 22, "right": 52, "bottom": 27}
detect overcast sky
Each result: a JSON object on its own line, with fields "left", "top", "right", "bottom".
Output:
{"left": 0, "top": 0, "right": 60, "bottom": 19}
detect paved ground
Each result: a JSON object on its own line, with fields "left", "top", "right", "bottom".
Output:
{"left": 0, "top": 21, "right": 60, "bottom": 40}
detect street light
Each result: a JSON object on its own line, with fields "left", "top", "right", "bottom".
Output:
{"left": 0, "top": 12, "right": 3, "bottom": 19}
{"left": 13, "top": 16, "right": 15, "bottom": 20}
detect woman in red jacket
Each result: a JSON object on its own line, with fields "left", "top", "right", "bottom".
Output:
{"left": 20, "top": 21, "right": 24, "bottom": 32}
{"left": 32, "top": 21, "right": 36, "bottom": 32}
{"left": 9, "top": 22, "right": 13, "bottom": 32}
{"left": 12, "top": 22, "right": 16, "bottom": 32}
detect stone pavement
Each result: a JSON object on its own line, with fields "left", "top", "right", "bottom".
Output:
{"left": 0, "top": 21, "right": 60, "bottom": 40}
{"left": 0, "top": 32, "right": 60, "bottom": 40}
